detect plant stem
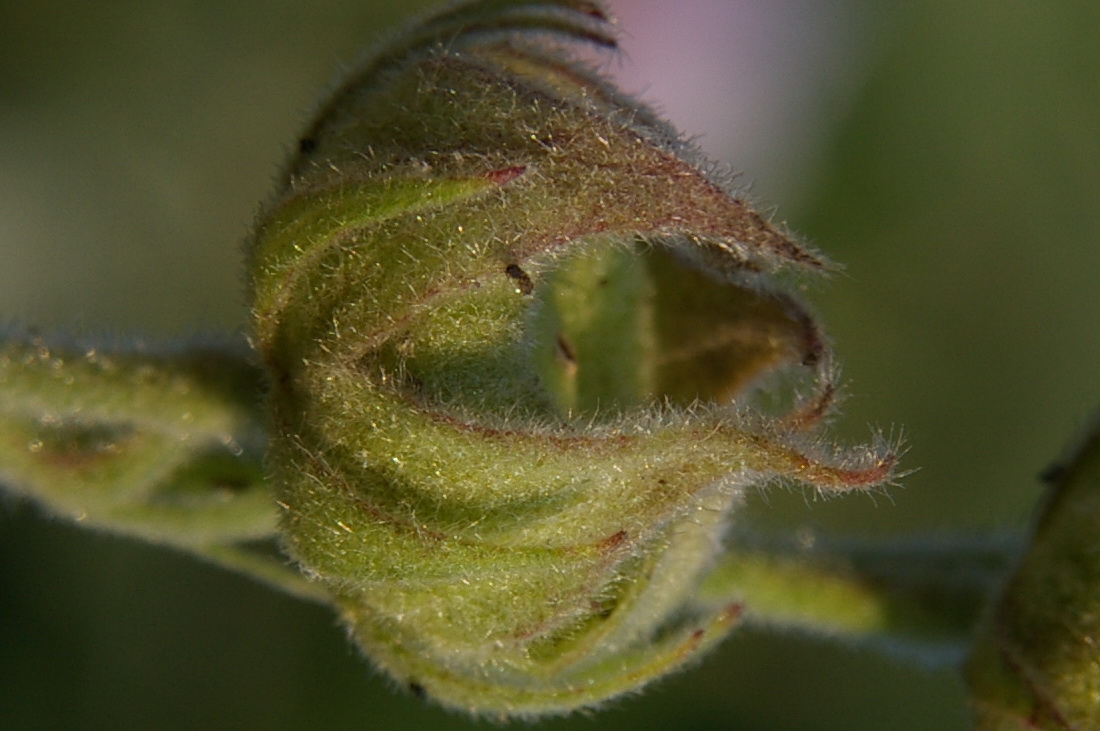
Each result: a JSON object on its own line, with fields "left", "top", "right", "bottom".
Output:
{"left": 698, "top": 532, "right": 1021, "bottom": 665}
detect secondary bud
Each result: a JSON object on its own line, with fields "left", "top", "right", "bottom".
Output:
{"left": 967, "top": 420, "right": 1100, "bottom": 729}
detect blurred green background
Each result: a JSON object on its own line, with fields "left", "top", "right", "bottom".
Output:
{"left": 2, "top": 2, "right": 1099, "bottom": 729}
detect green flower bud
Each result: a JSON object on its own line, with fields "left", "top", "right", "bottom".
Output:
{"left": 966, "top": 419, "right": 1100, "bottom": 729}
{"left": 249, "top": 0, "right": 894, "bottom": 717}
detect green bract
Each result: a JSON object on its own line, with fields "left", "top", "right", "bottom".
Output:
{"left": 249, "top": 0, "right": 893, "bottom": 717}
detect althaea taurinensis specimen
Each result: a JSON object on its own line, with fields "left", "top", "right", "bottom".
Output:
{"left": 250, "top": 0, "right": 895, "bottom": 713}
{"left": 4, "top": 1, "right": 1099, "bottom": 726}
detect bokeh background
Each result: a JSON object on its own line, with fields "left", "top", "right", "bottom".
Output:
{"left": 3, "top": 2, "right": 1099, "bottom": 729}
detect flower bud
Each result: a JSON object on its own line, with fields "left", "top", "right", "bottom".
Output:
{"left": 249, "top": 0, "right": 893, "bottom": 716}
{"left": 966, "top": 420, "right": 1100, "bottom": 729}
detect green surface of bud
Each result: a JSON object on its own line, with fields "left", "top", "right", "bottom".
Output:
{"left": 967, "top": 419, "right": 1100, "bottom": 729}
{"left": 249, "top": 0, "right": 894, "bottom": 717}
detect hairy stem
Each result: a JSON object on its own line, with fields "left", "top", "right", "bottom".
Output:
{"left": 700, "top": 533, "right": 1020, "bottom": 665}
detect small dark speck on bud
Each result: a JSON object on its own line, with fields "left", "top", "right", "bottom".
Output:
{"left": 505, "top": 264, "right": 534, "bottom": 294}
{"left": 1039, "top": 462, "right": 1066, "bottom": 484}
{"left": 486, "top": 165, "right": 527, "bottom": 185}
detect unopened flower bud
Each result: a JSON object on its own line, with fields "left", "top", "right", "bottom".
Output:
{"left": 249, "top": 0, "right": 893, "bottom": 717}
{"left": 967, "top": 420, "right": 1100, "bottom": 729}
